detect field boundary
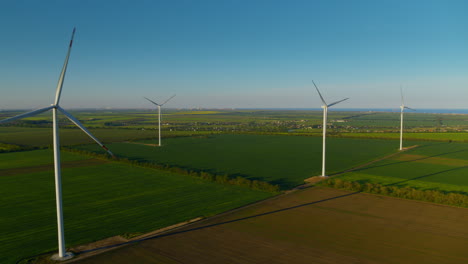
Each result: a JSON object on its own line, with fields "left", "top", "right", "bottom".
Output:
{"left": 62, "top": 217, "right": 204, "bottom": 263}
{"left": 60, "top": 193, "right": 288, "bottom": 263}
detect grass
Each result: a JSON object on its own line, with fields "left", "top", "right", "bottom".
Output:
{"left": 75, "top": 134, "right": 401, "bottom": 189}
{"left": 335, "top": 141, "right": 468, "bottom": 193}
{"left": 0, "top": 150, "right": 273, "bottom": 264}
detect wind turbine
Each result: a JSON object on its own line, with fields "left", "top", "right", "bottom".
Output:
{"left": 0, "top": 28, "right": 114, "bottom": 261}
{"left": 399, "top": 87, "right": 415, "bottom": 150}
{"left": 144, "top": 95, "right": 176, "bottom": 146}
{"left": 313, "top": 80, "right": 349, "bottom": 177}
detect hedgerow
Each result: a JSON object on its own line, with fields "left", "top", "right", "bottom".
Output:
{"left": 319, "top": 178, "right": 468, "bottom": 208}
{"left": 63, "top": 147, "right": 280, "bottom": 194}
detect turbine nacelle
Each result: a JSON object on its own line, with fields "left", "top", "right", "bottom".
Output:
{"left": 144, "top": 94, "right": 176, "bottom": 107}
{"left": 312, "top": 80, "right": 348, "bottom": 108}
{"left": 400, "top": 105, "right": 415, "bottom": 111}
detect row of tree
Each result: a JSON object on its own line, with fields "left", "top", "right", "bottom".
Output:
{"left": 0, "top": 143, "right": 40, "bottom": 153}
{"left": 63, "top": 147, "right": 280, "bottom": 194}
{"left": 319, "top": 178, "right": 467, "bottom": 208}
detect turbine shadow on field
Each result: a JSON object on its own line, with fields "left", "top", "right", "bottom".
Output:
{"left": 79, "top": 188, "right": 361, "bottom": 255}
{"left": 385, "top": 166, "right": 467, "bottom": 189}
{"left": 353, "top": 147, "right": 468, "bottom": 173}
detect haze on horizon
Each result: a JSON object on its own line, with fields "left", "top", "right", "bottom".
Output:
{"left": 1, "top": 0, "right": 467, "bottom": 110}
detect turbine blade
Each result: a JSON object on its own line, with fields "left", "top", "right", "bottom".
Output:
{"left": 312, "top": 80, "right": 327, "bottom": 105}
{"left": 405, "top": 106, "right": 416, "bottom": 111}
{"left": 160, "top": 94, "right": 176, "bottom": 106}
{"left": 144, "top": 97, "right": 160, "bottom": 106}
{"left": 54, "top": 28, "right": 76, "bottom": 106}
{"left": 0, "top": 106, "right": 54, "bottom": 123}
{"left": 327, "top": 98, "right": 349, "bottom": 107}
{"left": 58, "top": 107, "right": 114, "bottom": 156}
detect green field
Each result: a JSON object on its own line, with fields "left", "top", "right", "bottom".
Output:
{"left": 75, "top": 134, "right": 401, "bottom": 189}
{"left": 337, "top": 132, "right": 468, "bottom": 142}
{"left": 4, "top": 108, "right": 467, "bottom": 133}
{"left": 336, "top": 141, "right": 468, "bottom": 194}
{"left": 0, "top": 149, "right": 89, "bottom": 170}
{"left": 341, "top": 111, "right": 468, "bottom": 129}
{"left": 0, "top": 127, "right": 216, "bottom": 147}
{"left": 0, "top": 150, "right": 272, "bottom": 264}
{"left": 3, "top": 109, "right": 468, "bottom": 143}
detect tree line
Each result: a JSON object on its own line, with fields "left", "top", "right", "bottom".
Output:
{"left": 63, "top": 147, "right": 280, "bottom": 194}
{"left": 319, "top": 178, "right": 468, "bottom": 208}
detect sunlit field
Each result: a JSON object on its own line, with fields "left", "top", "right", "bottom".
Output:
{"left": 75, "top": 134, "right": 401, "bottom": 189}
{"left": 0, "top": 150, "right": 272, "bottom": 263}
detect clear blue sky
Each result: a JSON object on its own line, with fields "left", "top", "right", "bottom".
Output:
{"left": 1, "top": 0, "right": 467, "bottom": 109}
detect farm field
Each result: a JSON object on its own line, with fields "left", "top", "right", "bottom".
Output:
{"left": 0, "top": 127, "right": 155, "bottom": 147}
{"left": 336, "top": 141, "right": 468, "bottom": 194}
{"left": 73, "top": 186, "right": 468, "bottom": 264}
{"left": 0, "top": 150, "right": 273, "bottom": 264}
{"left": 74, "top": 134, "right": 401, "bottom": 189}
{"left": 336, "top": 132, "right": 468, "bottom": 142}
{"left": 3, "top": 109, "right": 468, "bottom": 135}
{"left": 342, "top": 111, "right": 468, "bottom": 128}
{"left": 3, "top": 109, "right": 468, "bottom": 146}
{"left": 0, "top": 126, "right": 214, "bottom": 148}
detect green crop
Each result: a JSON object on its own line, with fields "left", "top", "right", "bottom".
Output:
{"left": 0, "top": 150, "right": 272, "bottom": 263}
{"left": 75, "top": 134, "right": 400, "bottom": 189}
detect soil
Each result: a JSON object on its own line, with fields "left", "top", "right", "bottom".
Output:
{"left": 68, "top": 187, "right": 468, "bottom": 264}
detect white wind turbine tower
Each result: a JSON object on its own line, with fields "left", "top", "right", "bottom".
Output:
{"left": 313, "top": 80, "right": 349, "bottom": 177}
{"left": 0, "top": 28, "right": 114, "bottom": 261}
{"left": 399, "top": 87, "right": 415, "bottom": 150}
{"left": 144, "top": 95, "right": 176, "bottom": 146}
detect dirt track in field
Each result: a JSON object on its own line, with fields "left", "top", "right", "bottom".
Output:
{"left": 0, "top": 159, "right": 108, "bottom": 176}
{"left": 69, "top": 187, "right": 468, "bottom": 264}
